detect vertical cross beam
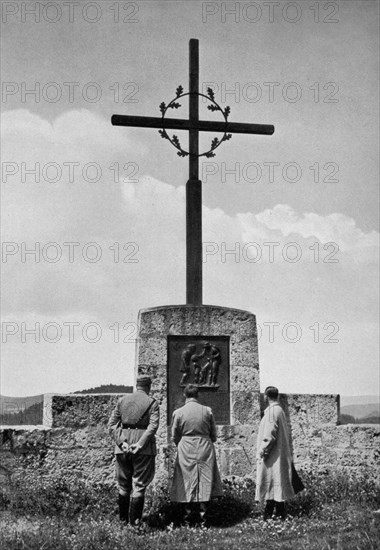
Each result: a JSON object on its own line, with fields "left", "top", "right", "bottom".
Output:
{"left": 186, "top": 38, "right": 202, "bottom": 305}
{"left": 112, "top": 39, "right": 274, "bottom": 305}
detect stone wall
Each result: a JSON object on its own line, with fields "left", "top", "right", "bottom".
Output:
{"left": 1, "top": 306, "right": 378, "bottom": 489}
{"left": 215, "top": 392, "right": 340, "bottom": 478}
{"left": 0, "top": 394, "right": 124, "bottom": 487}
{"left": 1, "top": 392, "right": 379, "bottom": 491}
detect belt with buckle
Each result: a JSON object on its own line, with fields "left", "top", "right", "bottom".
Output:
{"left": 122, "top": 423, "right": 147, "bottom": 430}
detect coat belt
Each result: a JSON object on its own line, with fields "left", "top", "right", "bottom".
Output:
{"left": 181, "top": 435, "right": 211, "bottom": 440}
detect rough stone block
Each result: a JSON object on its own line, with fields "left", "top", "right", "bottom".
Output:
{"left": 137, "top": 338, "right": 167, "bottom": 366}
{"left": 321, "top": 425, "right": 352, "bottom": 449}
{"left": 283, "top": 394, "right": 338, "bottom": 426}
{"left": 230, "top": 339, "right": 258, "bottom": 366}
{"left": 51, "top": 394, "right": 123, "bottom": 429}
{"left": 225, "top": 448, "right": 255, "bottom": 477}
{"left": 230, "top": 367, "right": 260, "bottom": 392}
{"left": 9, "top": 428, "right": 47, "bottom": 453}
{"left": 231, "top": 391, "right": 261, "bottom": 424}
{"left": 347, "top": 425, "right": 380, "bottom": 448}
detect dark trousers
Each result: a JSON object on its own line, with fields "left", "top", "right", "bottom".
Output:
{"left": 264, "top": 499, "right": 286, "bottom": 520}
{"left": 115, "top": 453, "right": 155, "bottom": 498}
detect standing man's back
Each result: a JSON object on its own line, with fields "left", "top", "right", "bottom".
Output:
{"left": 255, "top": 386, "right": 295, "bottom": 519}
{"left": 108, "top": 375, "right": 159, "bottom": 525}
{"left": 170, "top": 384, "right": 223, "bottom": 523}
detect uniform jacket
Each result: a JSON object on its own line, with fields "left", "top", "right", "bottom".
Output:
{"left": 108, "top": 390, "right": 159, "bottom": 455}
{"left": 170, "top": 398, "right": 223, "bottom": 502}
{"left": 255, "top": 402, "right": 295, "bottom": 502}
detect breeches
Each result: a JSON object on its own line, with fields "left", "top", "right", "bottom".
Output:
{"left": 115, "top": 453, "right": 155, "bottom": 498}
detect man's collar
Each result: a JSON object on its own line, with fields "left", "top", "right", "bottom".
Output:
{"left": 185, "top": 398, "right": 199, "bottom": 403}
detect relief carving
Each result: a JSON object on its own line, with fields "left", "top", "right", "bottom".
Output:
{"left": 179, "top": 341, "right": 221, "bottom": 388}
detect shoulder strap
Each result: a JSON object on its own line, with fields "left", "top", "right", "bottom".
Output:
{"left": 136, "top": 398, "right": 155, "bottom": 424}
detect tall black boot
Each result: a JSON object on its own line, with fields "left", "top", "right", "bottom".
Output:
{"left": 275, "top": 501, "right": 286, "bottom": 520}
{"left": 199, "top": 502, "right": 208, "bottom": 525}
{"left": 264, "top": 499, "right": 275, "bottom": 520}
{"left": 130, "top": 497, "right": 144, "bottom": 526}
{"left": 183, "top": 503, "right": 192, "bottom": 525}
{"left": 118, "top": 493, "right": 130, "bottom": 523}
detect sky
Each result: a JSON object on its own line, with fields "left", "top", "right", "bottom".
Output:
{"left": 1, "top": 0, "right": 379, "bottom": 398}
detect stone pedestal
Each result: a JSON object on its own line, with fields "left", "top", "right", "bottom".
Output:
{"left": 135, "top": 305, "right": 261, "bottom": 487}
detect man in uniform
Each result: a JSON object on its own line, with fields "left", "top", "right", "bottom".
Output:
{"left": 255, "top": 386, "right": 295, "bottom": 520}
{"left": 108, "top": 375, "right": 159, "bottom": 525}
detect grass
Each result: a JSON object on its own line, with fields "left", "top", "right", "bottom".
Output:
{"left": 1, "top": 468, "right": 379, "bottom": 549}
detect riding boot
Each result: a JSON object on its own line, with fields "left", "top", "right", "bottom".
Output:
{"left": 130, "top": 497, "right": 145, "bottom": 526}
{"left": 275, "top": 501, "right": 286, "bottom": 520}
{"left": 264, "top": 499, "right": 275, "bottom": 520}
{"left": 199, "top": 502, "right": 208, "bottom": 525}
{"left": 118, "top": 493, "right": 130, "bottom": 523}
{"left": 183, "top": 503, "right": 192, "bottom": 522}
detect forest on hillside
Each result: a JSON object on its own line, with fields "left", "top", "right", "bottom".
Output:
{"left": 0, "top": 385, "right": 132, "bottom": 425}
{"left": 0, "top": 402, "right": 43, "bottom": 426}
{"left": 74, "top": 384, "right": 133, "bottom": 394}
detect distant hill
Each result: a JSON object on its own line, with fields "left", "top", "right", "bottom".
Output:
{"left": 340, "top": 395, "right": 379, "bottom": 406}
{"left": 0, "top": 400, "right": 43, "bottom": 425}
{"left": 340, "top": 399, "right": 380, "bottom": 425}
{"left": 74, "top": 384, "right": 133, "bottom": 394}
{"left": 341, "top": 403, "right": 380, "bottom": 418}
{"left": 0, "top": 394, "right": 44, "bottom": 415}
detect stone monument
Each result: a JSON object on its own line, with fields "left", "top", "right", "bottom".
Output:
{"left": 112, "top": 39, "right": 274, "bottom": 485}
{"left": 135, "top": 306, "right": 261, "bottom": 482}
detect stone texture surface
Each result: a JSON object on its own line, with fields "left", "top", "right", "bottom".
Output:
{"left": 136, "top": 304, "right": 260, "bottom": 411}
{"left": 0, "top": 405, "right": 118, "bottom": 488}
{"left": 136, "top": 305, "right": 260, "bottom": 489}
{"left": 136, "top": 305, "right": 259, "bottom": 371}
{"left": 231, "top": 391, "right": 261, "bottom": 425}
{"left": 1, "top": 394, "right": 379, "bottom": 490}
{"left": 51, "top": 394, "right": 123, "bottom": 429}
{"left": 230, "top": 366, "right": 260, "bottom": 392}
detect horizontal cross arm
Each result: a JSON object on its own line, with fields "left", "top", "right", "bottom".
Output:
{"left": 111, "top": 114, "right": 274, "bottom": 135}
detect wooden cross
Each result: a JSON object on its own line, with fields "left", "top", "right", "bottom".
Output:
{"left": 112, "top": 38, "right": 274, "bottom": 306}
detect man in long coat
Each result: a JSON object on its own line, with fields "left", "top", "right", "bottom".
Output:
{"left": 255, "top": 386, "right": 295, "bottom": 519}
{"left": 108, "top": 375, "right": 159, "bottom": 525}
{"left": 170, "top": 384, "right": 223, "bottom": 522}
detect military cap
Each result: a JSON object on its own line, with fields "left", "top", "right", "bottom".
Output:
{"left": 136, "top": 375, "right": 152, "bottom": 386}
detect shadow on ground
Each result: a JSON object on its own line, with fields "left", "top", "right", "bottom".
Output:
{"left": 147, "top": 495, "right": 252, "bottom": 529}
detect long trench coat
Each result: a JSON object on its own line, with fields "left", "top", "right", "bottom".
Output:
{"left": 170, "top": 398, "right": 223, "bottom": 502}
{"left": 255, "top": 402, "right": 295, "bottom": 502}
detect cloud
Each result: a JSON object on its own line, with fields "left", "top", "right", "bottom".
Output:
{"left": 2, "top": 108, "right": 145, "bottom": 159}
{"left": 2, "top": 109, "right": 378, "bottom": 318}
{"left": 1, "top": 109, "right": 378, "bottom": 395}
{"left": 254, "top": 204, "right": 378, "bottom": 251}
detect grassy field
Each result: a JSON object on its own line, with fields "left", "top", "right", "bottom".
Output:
{"left": 1, "top": 469, "right": 379, "bottom": 549}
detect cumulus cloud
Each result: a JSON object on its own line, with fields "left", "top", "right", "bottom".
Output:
{"left": 2, "top": 109, "right": 378, "bottom": 316}
{"left": 1, "top": 109, "right": 378, "bottom": 395}
{"left": 255, "top": 204, "right": 378, "bottom": 251}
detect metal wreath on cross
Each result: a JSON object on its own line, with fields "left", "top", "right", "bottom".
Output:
{"left": 112, "top": 38, "right": 274, "bottom": 305}
{"left": 158, "top": 86, "right": 232, "bottom": 158}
